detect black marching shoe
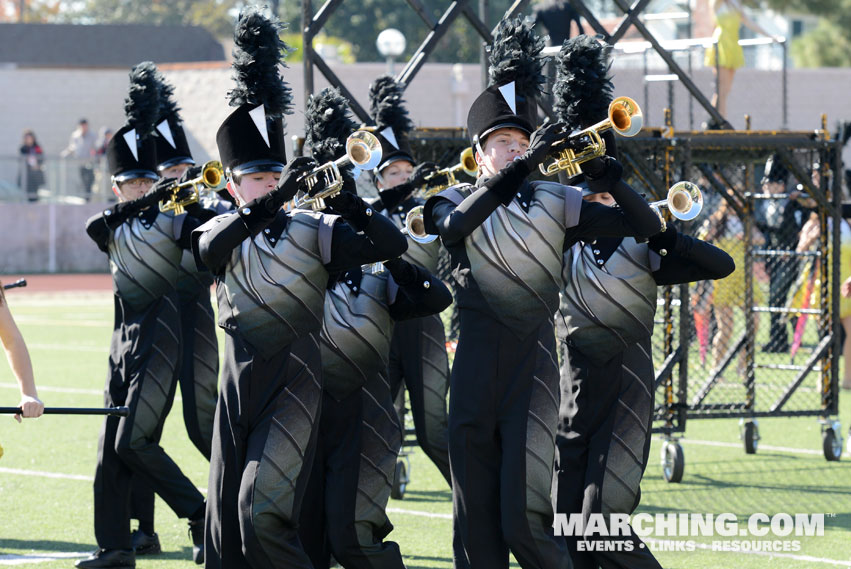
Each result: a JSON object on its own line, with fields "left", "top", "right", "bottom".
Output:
{"left": 130, "top": 529, "right": 161, "bottom": 555}
{"left": 75, "top": 549, "right": 135, "bottom": 568}
{"left": 188, "top": 518, "right": 204, "bottom": 565}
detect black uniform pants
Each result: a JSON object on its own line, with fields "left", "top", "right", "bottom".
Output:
{"left": 388, "top": 314, "right": 451, "bottom": 484}
{"left": 93, "top": 293, "right": 205, "bottom": 550}
{"left": 553, "top": 338, "right": 661, "bottom": 569}
{"left": 450, "top": 311, "right": 569, "bottom": 569}
{"left": 205, "top": 331, "right": 323, "bottom": 569}
{"left": 300, "top": 373, "right": 404, "bottom": 569}
{"left": 130, "top": 286, "right": 219, "bottom": 529}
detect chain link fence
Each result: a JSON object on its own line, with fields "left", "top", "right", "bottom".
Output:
{"left": 618, "top": 128, "right": 843, "bottom": 474}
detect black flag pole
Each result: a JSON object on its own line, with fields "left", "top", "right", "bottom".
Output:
{"left": 0, "top": 406, "right": 130, "bottom": 417}
{"left": 2, "top": 279, "right": 27, "bottom": 290}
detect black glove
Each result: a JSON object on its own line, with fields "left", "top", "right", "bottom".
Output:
{"left": 410, "top": 162, "right": 442, "bottom": 188}
{"left": 325, "top": 191, "right": 373, "bottom": 231}
{"left": 138, "top": 177, "right": 176, "bottom": 208}
{"left": 178, "top": 165, "right": 202, "bottom": 184}
{"left": 519, "top": 121, "right": 568, "bottom": 170}
{"left": 583, "top": 155, "right": 624, "bottom": 191}
{"left": 383, "top": 257, "right": 418, "bottom": 286}
{"left": 648, "top": 226, "right": 679, "bottom": 255}
{"left": 174, "top": 185, "right": 195, "bottom": 204}
{"left": 276, "top": 156, "right": 318, "bottom": 204}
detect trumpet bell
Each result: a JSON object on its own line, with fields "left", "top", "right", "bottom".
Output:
{"left": 346, "top": 130, "right": 382, "bottom": 170}
{"left": 460, "top": 147, "right": 478, "bottom": 178}
{"left": 201, "top": 160, "right": 226, "bottom": 191}
{"left": 609, "top": 96, "right": 643, "bottom": 138}
{"left": 648, "top": 181, "right": 704, "bottom": 231}
{"left": 667, "top": 181, "right": 703, "bottom": 221}
{"left": 405, "top": 205, "right": 438, "bottom": 244}
{"left": 297, "top": 130, "right": 383, "bottom": 210}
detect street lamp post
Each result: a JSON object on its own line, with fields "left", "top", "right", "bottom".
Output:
{"left": 376, "top": 28, "right": 406, "bottom": 75}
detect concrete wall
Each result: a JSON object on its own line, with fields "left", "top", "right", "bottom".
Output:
{"left": 0, "top": 202, "right": 108, "bottom": 273}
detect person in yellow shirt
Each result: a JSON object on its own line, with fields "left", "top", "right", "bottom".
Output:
{"left": 704, "top": 0, "right": 779, "bottom": 126}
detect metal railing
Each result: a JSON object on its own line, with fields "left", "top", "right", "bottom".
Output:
{"left": 0, "top": 155, "right": 115, "bottom": 203}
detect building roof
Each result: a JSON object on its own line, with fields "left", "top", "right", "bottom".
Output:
{"left": 0, "top": 23, "right": 225, "bottom": 68}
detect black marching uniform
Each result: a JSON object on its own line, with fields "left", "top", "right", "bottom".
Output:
{"left": 554, "top": 219, "right": 734, "bottom": 569}
{"left": 193, "top": 23, "right": 408, "bottom": 564}
{"left": 79, "top": 62, "right": 206, "bottom": 569}
{"left": 424, "top": 18, "right": 662, "bottom": 567}
{"left": 368, "top": 75, "right": 453, "bottom": 483}
{"left": 130, "top": 78, "right": 230, "bottom": 552}
{"left": 300, "top": 260, "right": 452, "bottom": 568}
{"left": 376, "top": 184, "right": 452, "bottom": 484}
{"left": 196, "top": 194, "right": 405, "bottom": 568}
{"left": 425, "top": 169, "right": 660, "bottom": 568}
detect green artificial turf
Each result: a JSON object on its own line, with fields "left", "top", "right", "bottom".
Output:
{"left": 0, "top": 291, "right": 848, "bottom": 568}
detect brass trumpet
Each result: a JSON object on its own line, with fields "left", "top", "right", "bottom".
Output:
{"left": 417, "top": 147, "right": 478, "bottom": 198}
{"left": 296, "top": 130, "right": 382, "bottom": 211}
{"left": 159, "top": 160, "right": 226, "bottom": 214}
{"left": 404, "top": 205, "right": 437, "bottom": 244}
{"left": 649, "top": 181, "right": 703, "bottom": 231}
{"left": 539, "top": 96, "right": 643, "bottom": 177}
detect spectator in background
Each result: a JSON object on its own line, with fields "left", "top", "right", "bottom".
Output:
{"left": 95, "top": 127, "right": 114, "bottom": 157}
{"left": 94, "top": 127, "right": 115, "bottom": 200}
{"left": 60, "top": 118, "right": 97, "bottom": 200}
{"left": 0, "top": 283, "right": 44, "bottom": 422}
{"left": 754, "top": 154, "right": 811, "bottom": 353}
{"left": 17, "top": 129, "right": 44, "bottom": 202}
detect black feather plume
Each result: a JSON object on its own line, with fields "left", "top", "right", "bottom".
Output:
{"left": 124, "top": 61, "right": 160, "bottom": 138}
{"left": 488, "top": 17, "right": 548, "bottom": 97}
{"left": 155, "top": 68, "right": 181, "bottom": 123}
{"left": 228, "top": 5, "right": 293, "bottom": 119}
{"left": 369, "top": 74, "right": 413, "bottom": 136}
{"left": 304, "top": 87, "right": 358, "bottom": 165}
{"left": 554, "top": 35, "right": 613, "bottom": 131}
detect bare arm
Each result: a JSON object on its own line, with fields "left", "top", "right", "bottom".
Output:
{"left": 0, "top": 291, "right": 43, "bottom": 421}
{"left": 729, "top": 0, "right": 776, "bottom": 39}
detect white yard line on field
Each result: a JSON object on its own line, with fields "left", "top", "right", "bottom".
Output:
{"left": 0, "top": 382, "right": 102, "bottom": 396}
{"left": 25, "top": 343, "right": 107, "bottom": 353}
{"left": 12, "top": 317, "right": 108, "bottom": 327}
{"left": 0, "top": 552, "right": 90, "bottom": 566}
{"left": 387, "top": 507, "right": 452, "bottom": 520}
{"left": 0, "top": 467, "right": 93, "bottom": 481}
{"left": 680, "top": 438, "right": 825, "bottom": 456}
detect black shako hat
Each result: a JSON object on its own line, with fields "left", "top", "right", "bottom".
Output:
{"left": 107, "top": 61, "right": 160, "bottom": 182}
{"left": 368, "top": 75, "right": 416, "bottom": 172}
{"left": 215, "top": 6, "right": 293, "bottom": 176}
{"left": 155, "top": 115, "right": 194, "bottom": 171}
{"left": 467, "top": 17, "right": 548, "bottom": 146}
{"left": 154, "top": 67, "right": 194, "bottom": 171}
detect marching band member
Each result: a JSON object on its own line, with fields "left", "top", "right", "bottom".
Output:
{"left": 79, "top": 62, "right": 207, "bottom": 569}
{"left": 368, "top": 75, "right": 453, "bottom": 485}
{"left": 192, "top": 9, "right": 406, "bottom": 569}
{"left": 297, "top": 87, "right": 453, "bottom": 568}
{"left": 550, "top": 36, "right": 734, "bottom": 569}
{"left": 423, "top": 19, "right": 661, "bottom": 569}
{"left": 128, "top": 69, "right": 229, "bottom": 558}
